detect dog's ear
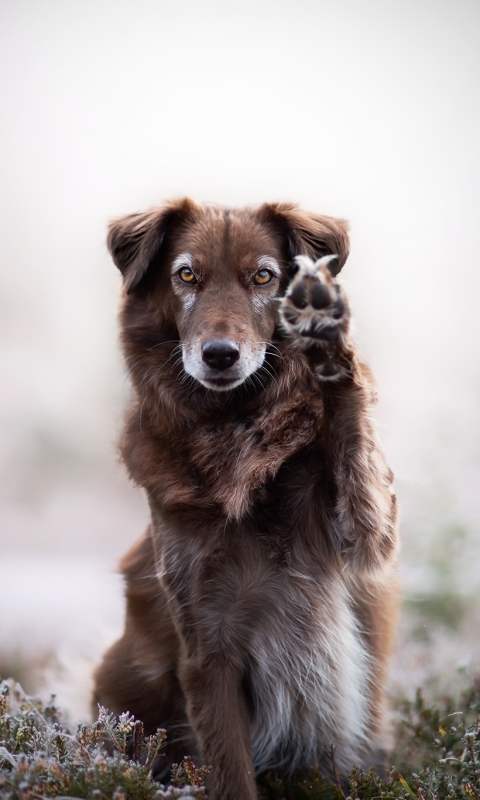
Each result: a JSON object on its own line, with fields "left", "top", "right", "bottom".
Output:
{"left": 258, "top": 202, "right": 350, "bottom": 277}
{"left": 107, "top": 198, "right": 198, "bottom": 292}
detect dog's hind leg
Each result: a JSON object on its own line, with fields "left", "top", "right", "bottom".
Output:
{"left": 92, "top": 532, "right": 195, "bottom": 773}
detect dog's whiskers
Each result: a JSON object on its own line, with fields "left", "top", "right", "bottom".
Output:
{"left": 148, "top": 339, "right": 181, "bottom": 352}
{"left": 257, "top": 341, "right": 284, "bottom": 360}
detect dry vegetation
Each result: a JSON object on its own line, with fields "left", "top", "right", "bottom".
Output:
{"left": 1, "top": 675, "right": 479, "bottom": 799}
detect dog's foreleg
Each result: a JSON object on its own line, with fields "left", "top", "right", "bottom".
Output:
{"left": 319, "top": 357, "right": 398, "bottom": 572}
{"left": 279, "top": 255, "right": 399, "bottom": 572}
{"left": 178, "top": 655, "right": 258, "bottom": 800}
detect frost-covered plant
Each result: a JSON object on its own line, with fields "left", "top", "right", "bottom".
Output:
{"left": 1, "top": 677, "right": 480, "bottom": 799}
{"left": 0, "top": 679, "right": 207, "bottom": 798}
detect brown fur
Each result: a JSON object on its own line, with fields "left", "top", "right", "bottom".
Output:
{"left": 93, "top": 199, "right": 399, "bottom": 799}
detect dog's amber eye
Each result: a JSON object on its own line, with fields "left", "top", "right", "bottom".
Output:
{"left": 178, "top": 267, "right": 196, "bottom": 284}
{"left": 253, "top": 269, "right": 273, "bottom": 286}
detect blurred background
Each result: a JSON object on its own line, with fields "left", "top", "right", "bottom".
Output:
{"left": 1, "top": 0, "right": 479, "bottom": 720}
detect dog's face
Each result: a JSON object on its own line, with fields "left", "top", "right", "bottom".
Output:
{"left": 108, "top": 199, "right": 349, "bottom": 392}
{"left": 165, "top": 209, "right": 286, "bottom": 391}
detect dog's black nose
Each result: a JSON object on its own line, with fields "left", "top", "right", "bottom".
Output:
{"left": 202, "top": 339, "right": 240, "bottom": 371}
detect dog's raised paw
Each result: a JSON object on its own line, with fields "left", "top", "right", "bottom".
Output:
{"left": 279, "top": 254, "right": 349, "bottom": 347}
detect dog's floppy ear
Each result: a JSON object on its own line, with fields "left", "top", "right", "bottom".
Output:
{"left": 258, "top": 202, "right": 350, "bottom": 277}
{"left": 107, "top": 197, "right": 198, "bottom": 292}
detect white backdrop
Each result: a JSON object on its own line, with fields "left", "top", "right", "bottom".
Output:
{"left": 1, "top": 0, "right": 479, "bottom": 715}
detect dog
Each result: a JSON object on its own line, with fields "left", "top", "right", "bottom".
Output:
{"left": 93, "top": 199, "right": 399, "bottom": 799}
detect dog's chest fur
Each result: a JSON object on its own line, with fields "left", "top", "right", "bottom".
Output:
{"left": 153, "top": 504, "right": 373, "bottom": 774}
{"left": 123, "top": 352, "right": 328, "bottom": 519}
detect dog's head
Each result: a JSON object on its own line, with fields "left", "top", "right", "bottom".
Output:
{"left": 108, "top": 199, "right": 349, "bottom": 392}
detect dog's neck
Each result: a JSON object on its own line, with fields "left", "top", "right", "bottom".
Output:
{"left": 121, "top": 341, "right": 325, "bottom": 520}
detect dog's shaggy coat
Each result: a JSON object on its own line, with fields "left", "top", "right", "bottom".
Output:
{"left": 93, "top": 199, "right": 399, "bottom": 800}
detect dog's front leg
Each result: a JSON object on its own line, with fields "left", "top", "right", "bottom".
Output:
{"left": 279, "top": 255, "right": 399, "bottom": 572}
{"left": 178, "top": 653, "right": 257, "bottom": 800}
{"left": 152, "top": 526, "right": 258, "bottom": 799}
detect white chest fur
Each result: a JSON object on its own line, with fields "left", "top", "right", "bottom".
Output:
{"left": 247, "top": 573, "right": 373, "bottom": 773}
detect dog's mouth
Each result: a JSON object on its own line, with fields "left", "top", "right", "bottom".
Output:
{"left": 198, "top": 374, "right": 248, "bottom": 391}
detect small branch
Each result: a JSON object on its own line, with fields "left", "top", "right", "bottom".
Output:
{"left": 133, "top": 719, "right": 144, "bottom": 762}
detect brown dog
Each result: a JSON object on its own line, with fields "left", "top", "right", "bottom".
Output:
{"left": 93, "top": 199, "right": 399, "bottom": 799}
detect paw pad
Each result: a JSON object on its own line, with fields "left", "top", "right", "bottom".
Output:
{"left": 279, "top": 254, "right": 349, "bottom": 345}
{"left": 290, "top": 282, "right": 308, "bottom": 309}
{"left": 310, "top": 283, "right": 331, "bottom": 310}
{"left": 331, "top": 297, "right": 344, "bottom": 319}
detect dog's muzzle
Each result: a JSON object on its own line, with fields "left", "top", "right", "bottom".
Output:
{"left": 182, "top": 338, "right": 266, "bottom": 391}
